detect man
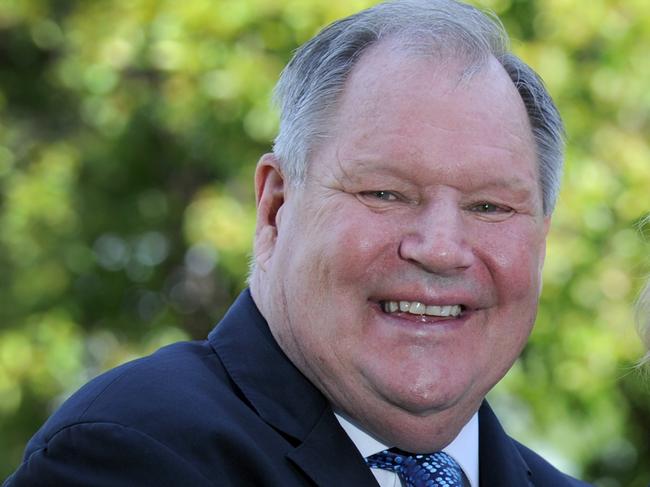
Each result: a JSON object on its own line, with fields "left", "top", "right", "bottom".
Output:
{"left": 5, "top": 0, "right": 591, "bottom": 486}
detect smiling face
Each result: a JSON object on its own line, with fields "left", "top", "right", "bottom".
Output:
{"left": 251, "top": 45, "right": 550, "bottom": 451}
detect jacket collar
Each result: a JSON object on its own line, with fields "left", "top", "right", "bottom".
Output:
{"left": 479, "top": 402, "right": 533, "bottom": 486}
{"left": 208, "top": 290, "right": 378, "bottom": 486}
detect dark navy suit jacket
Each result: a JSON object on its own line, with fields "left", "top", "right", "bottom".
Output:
{"left": 4, "top": 290, "right": 591, "bottom": 486}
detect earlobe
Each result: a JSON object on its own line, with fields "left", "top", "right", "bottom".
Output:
{"left": 254, "top": 153, "right": 286, "bottom": 269}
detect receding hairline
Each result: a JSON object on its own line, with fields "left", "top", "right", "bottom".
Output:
{"left": 302, "top": 37, "right": 533, "bottom": 172}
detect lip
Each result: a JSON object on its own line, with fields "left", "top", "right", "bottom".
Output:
{"left": 369, "top": 290, "right": 482, "bottom": 312}
{"left": 369, "top": 301, "right": 472, "bottom": 333}
{"left": 380, "top": 300, "right": 464, "bottom": 317}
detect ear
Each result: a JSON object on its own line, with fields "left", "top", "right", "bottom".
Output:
{"left": 254, "top": 153, "right": 286, "bottom": 270}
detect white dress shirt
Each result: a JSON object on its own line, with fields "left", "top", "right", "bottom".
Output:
{"left": 335, "top": 412, "right": 479, "bottom": 487}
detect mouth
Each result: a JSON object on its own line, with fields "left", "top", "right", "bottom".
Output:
{"left": 380, "top": 300, "right": 465, "bottom": 318}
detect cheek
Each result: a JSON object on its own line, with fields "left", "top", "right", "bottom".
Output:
{"left": 477, "top": 225, "right": 546, "bottom": 297}
{"left": 314, "top": 209, "right": 398, "bottom": 278}
{"left": 273, "top": 203, "right": 391, "bottom": 324}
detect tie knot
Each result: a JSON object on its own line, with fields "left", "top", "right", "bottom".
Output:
{"left": 365, "top": 448, "right": 463, "bottom": 487}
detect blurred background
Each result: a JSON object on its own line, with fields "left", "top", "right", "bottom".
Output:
{"left": 0, "top": 0, "right": 648, "bottom": 484}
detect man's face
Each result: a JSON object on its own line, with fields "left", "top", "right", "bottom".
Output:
{"left": 253, "top": 46, "right": 550, "bottom": 450}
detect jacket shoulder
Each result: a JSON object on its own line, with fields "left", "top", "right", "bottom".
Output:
{"left": 26, "top": 339, "right": 245, "bottom": 450}
{"left": 514, "top": 440, "right": 593, "bottom": 486}
{"left": 6, "top": 340, "right": 248, "bottom": 487}
{"left": 4, "top": 421, "right": 217, "bottom": 487}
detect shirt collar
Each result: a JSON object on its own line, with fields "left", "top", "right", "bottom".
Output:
{"left": 335, "top": 411, "right": 479, "bottom": 487}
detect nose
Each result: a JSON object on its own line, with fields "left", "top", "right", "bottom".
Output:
{"left": 398, "top": 202, "right": 474, "bottom": 275}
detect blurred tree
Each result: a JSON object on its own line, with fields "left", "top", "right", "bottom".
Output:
{"left": 0, "top": 0, "right": 648, "bottom": 485}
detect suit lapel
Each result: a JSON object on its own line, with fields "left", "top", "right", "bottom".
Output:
{"left": 209, "top": 290, "right": 378, "bottom": 486}
{"left": 287, "top": 408, "right": 378, "bottom": 486}
{"left": 479, "top": 402, "right": 533, "bottom": 487}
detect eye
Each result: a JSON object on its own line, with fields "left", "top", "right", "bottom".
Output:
{"left": 468, "top": 202, "right": 514, "bottom": 220}
{"left": 471, "top": 203, "right": 503, "bottom": 213}
{"left": 359, "top": 190, "right": 399, "bottom": 202}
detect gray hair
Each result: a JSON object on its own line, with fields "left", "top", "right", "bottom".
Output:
{"left": 637, "top": 278, "right": 650, "bottom": 368}
{"left": 636, "top": 215, "right": 650, "bottom": 368}
{"left": 272, "top": 0, "right": 565, "bottom": 215}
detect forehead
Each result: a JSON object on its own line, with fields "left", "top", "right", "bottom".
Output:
{"left": 336, "top": 43, "right": 531, "bottom": 140}
{"left": 309, "top": 43, "right": 539, "bottom": 192}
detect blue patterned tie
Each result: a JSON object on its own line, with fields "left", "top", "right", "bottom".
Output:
{"left": 365, "top": 448, "right": 464, "bottom": 487}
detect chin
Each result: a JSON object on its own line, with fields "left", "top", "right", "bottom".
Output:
{"left": 370, "top": 364, "right": 478, "bottom": 413}
{"left": 393, "top": 389, "right": 463, "bottom": 416}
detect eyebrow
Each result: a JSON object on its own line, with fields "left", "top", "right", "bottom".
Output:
{"left": 467, "top": 176, "right": 537, "bottom": 193}
{"left": 336, "top": 157, "right": 420, "bottom": 181}
{"left": 338, "top": 157, "right": 538, "bottom": 196}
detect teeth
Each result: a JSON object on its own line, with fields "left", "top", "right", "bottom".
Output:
{"left": 383, "top": 301, "right": 462, "bottom": 317}
{"left": 426, "top": 305, "right": 443, "bottom": 315}
{"left": 408, "top": 302, "right": 426, "bottom": 315}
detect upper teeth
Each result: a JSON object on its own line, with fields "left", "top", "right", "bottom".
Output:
{"left": 383, "top": 301, "right": 462, "bottom": 317}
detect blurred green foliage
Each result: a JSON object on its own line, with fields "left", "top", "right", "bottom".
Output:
{"left": 0, "top": 0, "right": 648, "bottom": 485}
